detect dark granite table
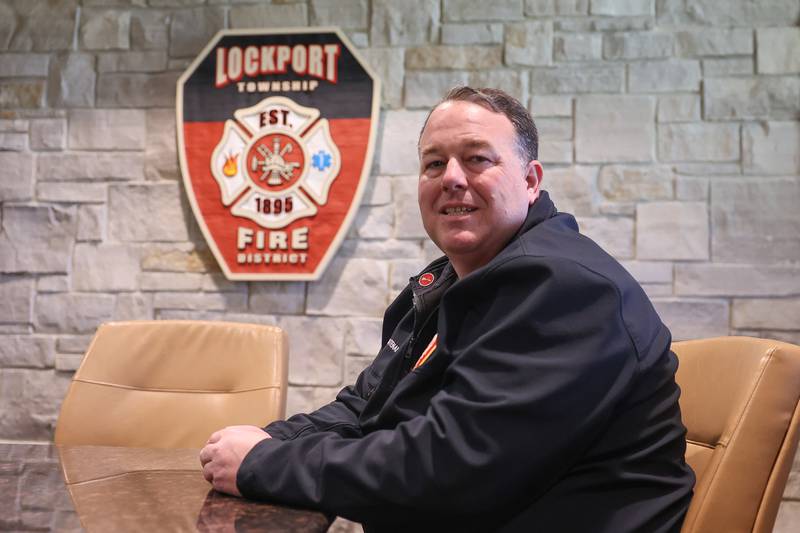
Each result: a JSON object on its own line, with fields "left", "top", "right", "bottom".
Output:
{"left": 0, "top": 442, "right": 332, "bottom": 532}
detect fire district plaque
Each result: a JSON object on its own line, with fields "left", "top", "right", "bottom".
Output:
{"left": 177, "top": 28, "right": 380, "bottom": 280}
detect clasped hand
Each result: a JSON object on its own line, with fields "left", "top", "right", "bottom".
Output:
{"left": 199, "top": 425, "right": 271, "bottom": 496}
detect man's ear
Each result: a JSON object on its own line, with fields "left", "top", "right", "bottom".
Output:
{"left": 525, "top": 160, "right": 544, "bottom": 205}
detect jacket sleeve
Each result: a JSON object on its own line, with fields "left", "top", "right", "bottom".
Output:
{"left": 238, "top": 257, "right": 642, "bottom": 523}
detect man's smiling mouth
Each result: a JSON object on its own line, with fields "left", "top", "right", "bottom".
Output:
{"left": 444, "top": 206, "right": 476, "bottom": 215}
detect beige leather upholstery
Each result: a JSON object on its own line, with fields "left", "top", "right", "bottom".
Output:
{"left": 673, "top": 337, "right": 800, "bottom": 533}
{"left": 55, "top": 320, "right": 288, "bottom": 449}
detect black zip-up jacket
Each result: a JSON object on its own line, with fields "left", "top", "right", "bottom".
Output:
{"left": 238, "top": 192, "right": 695, "bottom": 532}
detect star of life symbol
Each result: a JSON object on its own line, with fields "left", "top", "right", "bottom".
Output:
{"left": 210, "top": 96, "right": 341, "bottom": 229}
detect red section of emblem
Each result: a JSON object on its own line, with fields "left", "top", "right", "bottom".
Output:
{"left": 245, "top": 133, "right": 305, "bottom": 192}
{"left": 419, "top": 273, "right": 435, "bottom": 287}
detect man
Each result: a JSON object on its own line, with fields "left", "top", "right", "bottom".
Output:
{"left": 200, "top": 87, "right": 695, "bottom": 532}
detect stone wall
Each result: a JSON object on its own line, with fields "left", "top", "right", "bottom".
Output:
{"left": 0, "top": 0, "right": 798, "bottom": 529}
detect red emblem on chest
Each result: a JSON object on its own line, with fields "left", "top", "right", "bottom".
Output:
{"left": 419, "top": 273, "right": 435, "bottom": 287}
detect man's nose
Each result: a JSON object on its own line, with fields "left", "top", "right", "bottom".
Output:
{"left": 441, "top": 158, "right": 468, "bottom": 191}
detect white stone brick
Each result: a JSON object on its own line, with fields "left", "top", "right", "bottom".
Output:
{"left": 711, "top": 179, "right": 800, "bottom": 264}
{"left": 468, "top": 70, "right": 529, "bottom": 101}
{"left": 530, "top": 95, "right": 572, "bottom": 117}
{"left": 757, "top": 28, "right": 800, "bottom": 74}
{"left": 97, "top": 51, "right": 167, "bottom": 73}
{"left": 0, "top": 132, "right": 26, "bottom": 151}
{"left": 404, "top": 71, "right": 469, "bottom": 108}
{"left": 629, "top": 59, "right": 701, "bottom": 93}
{"left": 145, "top": 109, "right": 179, "bottom": 181}
{"left": 441, "top": 23, "right": 503, "bottom": 45}
{"left": 672, "top": 163, "right": 740, "bottom": 176}
{"left": 339, "top": 239, "right": 424, "bottom": 260}
{"left": 350, "top": 204, "right": 394, "bottom": 240}
{"left": 0, "top": 205, "right": 76, "bottom": 274}
{"left": 742, "top": 121, "right": 800, "bottom": 175}
{"left": 285, "top": 386, "right": 341, "bottom": 419}
{"left": 392, "top": 176, "right": 427, "bottom": 239}
{"left": 525, "top": 0, "right": 588, "bottom": 15}
{"left": 598, "top": 165, "right": 672, "bottom": 202}
{"left": 72, "top": 243, "right": 140, "bottom": 292}
{"left": 554, "top": 33, "right": 601, "bottom": 61}
{"left": 636, "top": 202, "right": 708, "bottom": 260}
{"left": 0, "top": 276, "right": 33, "bottom": 324}
{"left": 591, "top": 0, "right": 652, "bottom": 16}
{"left": 47, "top": 53, "right": 95, "bottom": 108}
{"left": 619, "top": 260, "right": 673, "bottom": 284}
{"left": 0, "top": 336, "right": 54, "bottom": 368}
{"left": 0, "top": 152, "right": 34, "bottom": 201}
{"left": 576, "top": 95, "right": 655, "bottom": 163}
{"left": 202, "top": 273, "right": 241, "bottom": 293}
{"left": 530, "top": 64, "right": 624, "bottom": 93}
{"left": 306, "top": 258, "right": 389, "bottom": 317}
{"left": 141, "top": 244, "right": 211, "bottom": 273}
{"left": 505, "top": 21, "right": 553, "bottom": 66}
{"left": 76, "top": 204, "right": 106, "bottom": 241}
{"left": 576, "top": 216, "right": 634, "bottom": 258}
{"left": 152, "top": 292, "right": 247, "bottom": 312}
{"left": 599, "top": 202, "right": 636, "bottom": 216}
{"left": 68, "top": 109, "right": 145, "bottom": 150}
{"left": 171, "top": 7, "right": 227, "bottom": 56}
{"left": 138, "top": 272, "right": 204, "bottom": 292}
{"left": 544, "top": 165, "right": 597, "bottom": 216}
{"left": 535, "top": 117, "right": 572, "bottom": 141}
{"left": 96, "top": 71, "right": 179, "bottom": 108}
{"left": 676, "top": 264, "right": 800, "bottom": 297}
{"left": 538, "top": 139, "right": 573, "bottom": 164}
{"left": 371, "top": 0, "right": 439, "bottom": 46}
{"left": 704, "top": 77, "right": 800, "bottom": 120}
{"left": 279, "top": 316, "right": 346, "bottom": 386}
{"left": 37, "top": 275, "right": 69, "bottom": 293}
{"left": 0, "top": 119, "right": 28, "bottom": 132}
{"left": 0, "top": 369, "right": 72, "bottom": 440}
{"left": 657, "top": 94, "right": 700, "bottom": 122}
{"left": 56, "top": 335, "right": 93, "bottom": 354}
{"left": 657, "top": 0, "right": 799, "bottom": 27}
{"left": 29, "top": 118, "right": 65, "bottom": 151}
{"left": 310, "top": 0, "right": 368, "bottom": 29}
{"left": 80, "top": 9, "right": 130, "bottom": 50}
{"left": 362, "top": 176, "right": 392, "bottom": 206}
{"left": 359, "top": 48, "right": 405, "bottom": 109}
{"left": 108, "top": 183, "right": 190, "bottom": 242}
{"left": 379, "top": 111, "right": 428, "bottom": 175}
{"left": 733, "top": 298, "right": 800, "bottom": 331}
{"left": 37, "top": 152, "right": 144, "bottom": 181}
{"left": 657, "top": 123, "right": 739, "bottom": 162}
{"left": 55, "top": 354, "right": 84, "bottom": 372}
{"left": 249, "top": 282, "right": 306, "bottom": 314}
{"left": 407, "top": 45, "right": 502, "bottom": 70}
{"left": 703, "top": 57, "right": 753, "bottom": 77}
{"left": 35, "top": 293, "right": 115, "bottom": 334}
{"left": 130, "top": 9, "right": 169, "bottom": 50}
{"left": 676, "top": 29, "right": 753, "bottom": 57}
{"left": 591, "top": 16, "right": 654, "bottom": 32}
{"left": 603, "top": 32, "right": 673, "bottom": 59}
{"left": 345, "top": 355, "right": 374, "bottom": 385}
{"left": 651, "top": 298, "right": 729, "bottom": 341}
{"left": 675, "top": 176, "right": 708, "bottom": 201}
{"left": 0, "top": 53, "right": 49, "bottom": 76}
{"left": 114, "top": 293, "right": 153, "bottom": 321}
{"left": 390, "top": 259, "right": 423, "bottom": 292}
{"left": 444, "top": 0, "right": 523, "bottom": 21}
{"left": 36, "top": 182, "right": 107, "bottom": 203}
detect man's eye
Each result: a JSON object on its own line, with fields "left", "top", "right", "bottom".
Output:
{"left": 469, "top": 155, "right": 490, "bottom": 163}
{"left": 425, "top": 161, "right": 444, "bottom": 169}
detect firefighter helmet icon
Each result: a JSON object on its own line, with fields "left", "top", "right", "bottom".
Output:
{"left": 210, "top": 96, "right": 341, "bottom": 229}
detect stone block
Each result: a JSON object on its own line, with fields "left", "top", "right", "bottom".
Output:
{"left": 345, "top": 355, "right": 374, "bottom": 385}
{"left": 703, "top": 57, "right": 753, "bottom": 77}
{"left": 37, "top": 152, "right": 144, "bottom": 181}
{"left": 130, "top": 9, "right": 169, "bottom": 50}
{"left": 603, "top": 32, "right": 673, "bottom": 59}
{"left": 371, "top": 0, "right": 439, "bottom": 46}
{"left": 80, "top": 9, "right": 130, "bottom": 50}
{"left": 657, "top": 123, "right": 739, "bottom": 162}
{"left": 76, "top": 205, "right": 106, "bottom": 241}
{"left": 362, "top": 176, "right": 392, "bottom": 206}
{"left": 350, "top": 204, "right": 394, "bottom": 240}
{"left": 390, "top": 259, "right": 422, "bottom": 292}
{"left": 35, "top": 182, "right": 107, "bottom": 203}
{"left": 774, "top": 501, "right": 800, "bottom": 533}
{"left": 0, "top": 369, "right": 72, "bottom": 440}
{"left": 97, "top": 51, "right": 167, "bottom": 73}
{"left": 152, "top": 292, "right": 247, "bottom": 312}
{"left": 576, "top": 95, "right": 655, "bottom": 163}
{"left": 6, "top": 1, "right": 77, "bottom": 52}
{"left": 202, "top": 273, "right": 241, "bottom": 293}
{"left": 35, "top": 293, "right": 114, "bottom": 334}
{"left": 0, "top": 81, "right": 44, "bottom": 108}
{"left": 444, "top": 0, "right": 523, "bottom": 20}
{"left": 279, "top": 316, "right": 346, "bottom": 386}
{"left": 525, "top": 0, "right": 588, "bottom": 15}
{"left": 72, "top": 244, "right": 140, "bottom": 292}
{"left": 619, "top": 260, "right": 673, "bottom": 284}
{"left": 742, "top": 121, "right": 800, "bottom": 175}
{"left": 598, "top": 165, "right": 673, "bottom": 202}
{"left": 0, "top": 276, "right": 33, "bottom": 324}
{"left": 757, "top": 28, "right": 800, "bottom": 74}
{"left": 637, "top": 202, "right": 708, "bottom": 260}
{"left": 0, "top": 324, "right": 31, "bottom": 334}
{"left": 56, "top": 335, "right": 93, "bottom": 354}
{"left": 29, "top": 119, "right": 65, "bottom": 151}
{"left": 339, "top": 239, "right": 424, "bottom": 260}
{"left": 249, "top": 282, "right": 306, "bottom": 314}
{"left": 169, "top": 7, "right": 225, "bottom": 57}
{"left": 68, "top": 109, "right": 145, "bottom": 151}
{"left": 0, "top": 119, "right": 28, "bottom": 132}
{"left": 359, "top": 48, "right": 404, "bottom": 109}
{"left": 441, "top": 23, "right": 503, "bottom": 45}
{"left": 676, "top": 29, "right": 753, "bottom": 57}
{"left": 378, "top": 111, "right": 428, "bottom": 174}
{"left": 554, "top": 33, "right": 601, "bottom": 62}
{"left": 530, "top": 64, "right": 624, "bottom": 93}
{"left": 138, "top": 272, "right": 203, "bottom": 292}
{"left": 0, "top": 132, "right": 26, "bottom": 150}
{"left": 651, "top": 298, "right": 729, "bottom": 341}
{"left": 711, "top": 179, "right": 800, "bottom": 264}
{"left": 599, "top": 202, "right": 636, "bottom": 216}
{"left": 0, "top": 53, "right": 48, "bottom": 77}
{"left": 145, "top": 109, "right": 179, "bottom": 181}
{"left": 538, "top": 140, "right": 573, "bottom": 164}
{"left": 0, "top": 152, "right": 33, "bottom": 201}
{"left": 657, "top": 0, "right": 799, "bottom": 27}
{"left": 96, "top": 71, "right": 179, "bottom": 108}
{"left": 543, "top": 165, "right": 597, "bottom": 216}
{"left": 591, "top": 0, "right": 652, "bottom": 15}
{"left": 675, "top": 176, "right": 708, "bottom": 201}
{"left": 530, "top": 95, "right": 572, "bottom": 117}
{"left": 114, "top": 293, "right": 153, "bottom": 321}
{"left": 230, "top": 3, "right": 307, "bottom": 30}
{"left": 657, "top": 95, "right": 700, "bottom": 122}
{"left": 406, "top": 45, "right": 502, "bottom": 70}
{"left": 505, "top": 21, "right": 553, "bottom": 66}
{"left": 307, "top": 258, "right": 389, "bottom": 317}
{"left": 733, "top": 298, "right": 800, "bottom": 331}
{"left": 108, "top": 183, "right": 190, "bottom": 242}
{"left": 0, "top": 335, "right": 54, "bottom": 368}
{"left": 672, "top": 162, "right": 741, "bottom": 176}
{"left": 285, "top": 386, "right": 340, "bottom": 419}
{"left": 310, "top": 0, "right": 367, "bottom": 29}
{"left": 0, "top": 205, "right": 76, "bottom": 274}
{"left": 37, "top": 275, "right": 69, "bottom": 293}
{"left": 392, "top": 176, "right": 427, "bottom": 239}
{"left": 468, "top": 70, "right": 529, "bottom": 101}
{"left": 47, "top": 53, "right": 95, "bottom": 108}
{"left": 704, "top": 77, "right": 800, "bottom": 120}
{"left": 536, "top": 117, "right": 572, "bottom": 140}
{"left": 676, "top": 264, "right": 800, "bottom": 297}
{"left": 404, "top": 71, "right": 469, "bottom": 108}
{"left": 55, "top": 354, "right": 84, "bottom": 372}
{"left": 629, "top": 59, "right": 701, "bottom": 93}
{"left": 576, "top": 216, "right": 634, "bottom": 258}
{"left": 590, "top": 17, "right": 654, "bottom": 32}
{"left": 141, "top": 244, "right": 213, "bottom": 272}
{"left": 0, "top": 1, "right": 13, "bottom": 49}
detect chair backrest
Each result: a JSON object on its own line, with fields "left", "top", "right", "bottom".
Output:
{"left": 673, "top": 336, "right": 800, "bottom": 533}
{"left": 55, "top": 320, "right": 288, "bottom": 449}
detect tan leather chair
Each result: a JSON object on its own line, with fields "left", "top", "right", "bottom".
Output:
{"left": 55, "top": 320, "right": 288, "bottom": 449}
{"left": 673, "top": 337, "right": 800, "bottom": 533}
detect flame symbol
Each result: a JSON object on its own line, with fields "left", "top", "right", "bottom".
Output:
{"left": 222, "top": 153, "right": 238, "bottom": 177}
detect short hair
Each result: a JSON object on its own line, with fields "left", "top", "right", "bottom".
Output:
{"left": 418, "top": 86, "right": 539, "bottom": 163}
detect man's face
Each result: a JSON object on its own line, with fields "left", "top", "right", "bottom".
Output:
{"left": 418, "top": 100, "right": 542, "bottom": 277}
